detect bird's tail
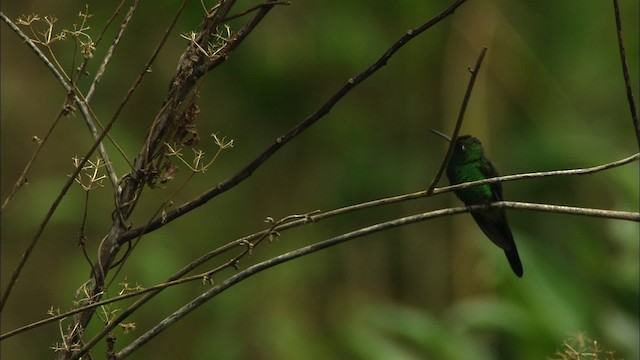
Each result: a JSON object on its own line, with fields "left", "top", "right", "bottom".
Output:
{"left": 504, "top": 247, "right": 523, "bottom": 277}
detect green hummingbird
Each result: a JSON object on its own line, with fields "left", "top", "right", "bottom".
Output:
{"left": 431, "top": 130, "right": 523, "bottom": 277}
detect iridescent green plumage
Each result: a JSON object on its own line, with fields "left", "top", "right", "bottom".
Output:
{"left": 436, "top": 133, "right": 523, "bottom": 277}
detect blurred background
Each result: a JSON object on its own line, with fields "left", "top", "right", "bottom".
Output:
{"left": 1, "top": 0, "right": 638, "bottom": 359}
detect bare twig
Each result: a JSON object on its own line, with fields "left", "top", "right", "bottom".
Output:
{"left": 76, "top": 0, "right": 234, "bottom": 314}
{"left": 0, "top": 11, "right": 119, "bottom": 210}
{"left": 78, "top": 6, "right": 469, "bottom": 342}
{"left": 86, "top": 0, "right": 139, "bottom": 101}
{"left": 224, "top": 0, "right": 290, "bottom": 22}
{"left": 75, "top": 0, "right": 135, "bottom": 171}
{"left": 92, "top": 0, "right": 128, "bottom": 47}
{"left": 612, "top": 0, "right": 639, "bottom": 148}
{"left": 72, "top": 0, "right": 129, "bottom": 84}
{"left": 106, "top": 136, "right": 237, "bottom": 289}
{"left": 426, "top": 45, "right": 487, "bottom": 194}
{"left": 299, "top": 153, "right": 640, "bottom": 227}
{"left": 0, "top": 12, "right": 69, "bottom": 89}
{"left": 208, "top": 1, "right": 276, "bottom": 72}
{"left": 79, "top": 0, "right": 141, "bottom": 172}
{"left": 121, "top": 0, "right": 470, "bottom": 243}
{"left": 0, "top": 106, "right": 66, "bottom": 214}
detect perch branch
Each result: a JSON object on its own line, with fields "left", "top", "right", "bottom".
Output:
{"left": 33, "top": 154, "right": 637, "bottom": 351}
{"left": 122, "top": 152, "right": 639, "bottom": 242}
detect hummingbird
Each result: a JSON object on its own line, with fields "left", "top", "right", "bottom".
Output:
{"left": 431, "top": 130, "right": 523, "bottom": 277}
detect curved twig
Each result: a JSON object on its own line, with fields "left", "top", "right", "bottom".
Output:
{"left": 426, "top": 45, "right": 487, "bottom": 194}
{"left": 612, "top": 0, "right": 639, "bottom": 148}
{"left": 86, "top": 0, "right": 139, "bottom": 102}
{"left": 116, "top": 200, "right": 638, "bottom": 359}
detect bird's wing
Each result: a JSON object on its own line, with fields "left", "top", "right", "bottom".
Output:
{"left": 479, "top": 159, "right": 503, "bottom": 201}
{"left": 477, "top": 159, "right": 523, "bottom": 277}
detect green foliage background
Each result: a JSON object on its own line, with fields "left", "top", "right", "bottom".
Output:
{"left": 1, "top": 1, "right": 638, "bottom": 359}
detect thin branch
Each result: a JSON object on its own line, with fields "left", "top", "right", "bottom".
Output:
{"left": 198, "top": 152, "right": 638, "bottom": 243}
{"left": 116, "top": 199, "right": 638, "bottom": 359}
{"left": 612, "top": 0, "right": 639, "bottom": 148}
{"left": 0, "top": 110, "right": 113, "bottom": 312}
{"left": 223, "top": 0, "right": 290, "bottom": 22}
{"left": 93, "top": 0, "right": 128, "bottom": 47}
{"left": 0, "top": 0, "right": 186, "bottom": 312}
{"left": 66, "top": 213, "right": 307, "bottom": 360}
{"left": 0, "top": 11, "right": 119, "bottom": 210}
{"left": 81, "top": 0, "right": 141, "bottom": 171}
{"left": 0, "top": 12, "right": 69, "bottom": 90}
{"left": 122, "top": 0, "right": 470, "bottom": 243}
{"left": 437, "top": 152, "right": 639, "bottom": 193}
{"left": 0, "top": 271, "right": 199, "bottom": 341}
{"left": 426, "top": 45, "right": 487, "bottom": 194}
{"left": 56, "top": 3, "right": 247, "bottom": 352}
{"left": 0, "top": 106, "right": 66, "bottom": 213}
{"left": 122, "top": 148, "right": 638, "bottom": 242}
{"left": 74, "top": 0, "right": 136, "bottom": 171}
{"left": 73, "top": 0, "right": 128, "bottom": 84}
{"left": 208, "top": 1, "right": 278, "bottom": 72}
{"left": 490, "top": 201, "right": 638, "bottom": 221}
{"left": 86, "top": 0, "right": 139, "bottom": 102}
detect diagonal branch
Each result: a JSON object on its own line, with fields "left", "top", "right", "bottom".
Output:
{"left": 121, "top": 0, "right": 471, "bottom": 244}
{"left": 86, "top": 0, "right": 139, "bottom": 102}
{"left": 612, "top": 0, "right": 639, "bottom": 148}
{"left": 0, "top": 12, "right": 119, "bottom": 210}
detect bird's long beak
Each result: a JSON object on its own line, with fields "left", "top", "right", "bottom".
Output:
{"left": 429, "top": 129, "right": 451, "bottom": 142}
